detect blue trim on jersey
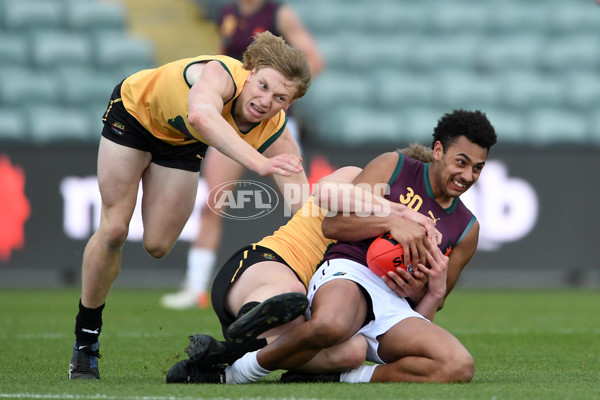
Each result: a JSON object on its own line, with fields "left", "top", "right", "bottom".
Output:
{"left": 456, "top": 215, "right": 476, "bottom": 245}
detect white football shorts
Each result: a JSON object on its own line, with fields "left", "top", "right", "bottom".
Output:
{"left": 306, "top": 258, "right": 428, "bottom": 364}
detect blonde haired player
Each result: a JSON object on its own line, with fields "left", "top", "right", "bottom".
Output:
{"left": 69, "top": 31, "right": 312, "bottom": 380}
{"left": 161, "top": 0, "right": 325, "bottom": 310}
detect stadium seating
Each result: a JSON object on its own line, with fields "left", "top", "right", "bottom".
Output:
{"left": 288, "top": 0, "right": 600, "bottom": 147}
{"left": 1, "top": 0, "right": 598, "bottom": 146}
{"left": 30, "top": 30, "right": 94, "bottom": 68}
{"left": 1, "top": 0, "right": 64, "bottom": 32}
{"left": 27, "top": 106, "right": 96, "bottom": 143}
{"left": 0, "top": 0, "right": 155, "bottom": 143}
{"left": 0, "top": 34, "right": 28, "bottom": 66}
{"left": 65, "top": 0, "right": 126, "bottom": 33}
{"left": 0, "top": 68, "right": 60, "bottom": 106}
{"left": 0, "top": 108, "right": 28, "bottom": 140}
{"left": 525, "top": 108, "right": 589, "bottom": 145}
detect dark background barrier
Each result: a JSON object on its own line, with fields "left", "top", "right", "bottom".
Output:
{"left": 1, "top": 143, "right": 599, "bottom": 289}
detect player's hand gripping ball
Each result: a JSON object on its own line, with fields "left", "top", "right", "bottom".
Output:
{"left": 366, "top": 233, "right": 413, "bottom": 276}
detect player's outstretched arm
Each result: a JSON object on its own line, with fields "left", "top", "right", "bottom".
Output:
{"left": 321, "top": 153, "right": 438, "bottom": 265}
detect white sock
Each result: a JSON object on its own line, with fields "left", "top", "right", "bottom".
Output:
{"left": 226, "top": 351, "right": 272, "bottom": 384}
{"left": 340, "top": 364, "right": 377, "bottom": 383}
{"left": 186, "top": 248, "right": 216, "bottom": 293}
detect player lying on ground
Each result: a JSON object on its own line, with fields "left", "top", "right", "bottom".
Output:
{"left": 166, "top": 145, "right": 440, "bottom": 381}
{"left": 168, "top": 109, "right": 498, "bottom": 384}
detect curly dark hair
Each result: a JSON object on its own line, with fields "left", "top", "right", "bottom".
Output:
{"left": 432, "top": 109, "right": 497, "bottom": 152}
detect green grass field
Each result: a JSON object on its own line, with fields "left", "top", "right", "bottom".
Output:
{"left": 1, "top": 288, "right": 599, "bottom": 400}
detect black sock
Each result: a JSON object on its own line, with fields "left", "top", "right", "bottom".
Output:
{"left": 222, "top": 338, "right": 267, "bottom": 364}
{"left": 237, "top": 301, "right": 260, "bottom": 319}
{"left": 74, "top": 299, "right": 105, "bottom": 345}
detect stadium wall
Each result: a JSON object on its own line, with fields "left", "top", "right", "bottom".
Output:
{"left": 0, "top": 143, "right": 598, "bottom": 289}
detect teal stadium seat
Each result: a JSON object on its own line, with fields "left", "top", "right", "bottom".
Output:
{"left": 363, "top": 1, "right": 430, "bottom": 34}
{"left": 485, "top": 2, "right": 550, "bottom": 34}
{"left": 65, "top": 0, "right": 126, "bottom": 33}
{"left": 0, "top": 67, "right": 60, "bottom": 106}
{"left": 539, "top": 34, "right": 600, "bottom": 73}
{"left": 315, "top": 106, "right": 402, "bottom": 145}
{"left": 477, "top": 34, "right": 542, "bottom": 72}
{"left": 561, "top": 72, "right": 600, "bottom": 111}
{"left": 0, "top": 34, "right": 28, "bottom": 66}
{"left": 371, "top": 70, "right": 437, "bottom": 109}
{"left": 292, "top": 1, "right": 366, "bottom": 35}
{"left": 525, "top": 108, "right": 588, "bottom": 145}
{"left": 313, "top": 34, "right": 352, "bottom": 70}
{"left": 1, "top": 0, "right": 64, "bottom": 32}
{"left": 497, "top": 70, "right": 563, "bottom": 109}
{"left": 399, "top": 106, "right": 448, "bottom": 144}
{"left": 547, "top": 1, "right": 600, "bottom": 35}
{"left": 0, "top": 108, "right": 29, "bottom": 141}
{"left": 88, "top": 104, "right": 107, "bottom": 137}
{"left": 586, "top": 114, "right": 600, "bottom": 145}
{"left": 297, "top": 70, "right": 373, "bottom": 114}
{"left": 30, "top": 31, "right": 93, "bottom": 68}
{"left": 408, "top": 34, "right": 481, "bottom": 72}
{"left": 340, "top": 33, "right": 415, "bottom": 71}
{"left": 428, "top": 1, "right": 490, "bottom": 34}
{"left": 27, "top": 106, "right": 95, "bottom": 143}
{"left": 94, "top": 32, "right": 155, "bottom": 73}
{"left": 481, "top": 108, "right": 526, "bottom": 144}
{"left": 56, "top": 67, "right": 116, "bottom": 107}
{"left": 435, "top": 70, "right": 501, "bottom": 111}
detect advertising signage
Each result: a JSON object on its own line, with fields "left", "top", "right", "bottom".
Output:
{"left": 0, "top": 144, "right": 597, "bottom": 288}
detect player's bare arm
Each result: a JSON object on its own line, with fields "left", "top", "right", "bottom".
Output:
{"left": 383, "top": 218, "right": 479, "bottom": 310}
{"left": 413, "top": 246, "right": 449, "bottom": 321}
{"left": 186, "top": 61, "right": 272, "bottom": 175}
{"left": 443, "top": 219, "right": 479, "bottom": 303}
{"left": 263, "top": 128, "right": 307, "bottom": 214}
{"left": 322, "top": 152, "right": 436, "bottom": 266}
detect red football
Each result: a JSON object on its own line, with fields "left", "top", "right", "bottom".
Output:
{"left": 366, "top": 234, "right": 412, "bottom": 276}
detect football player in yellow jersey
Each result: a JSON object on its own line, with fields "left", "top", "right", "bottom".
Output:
{"left": 69, "top": 32, "right": 312, "bottom": 380}
{"left": 166, "top": 146, "right": 440, "bottom": 381}
{"left": 161, "top": 0, "right": 327, "bottom": 311}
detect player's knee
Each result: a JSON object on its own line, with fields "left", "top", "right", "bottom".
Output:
{"left": 332, "top": 336, "right": 368, "bottom": 369}
{"left": 442, "top": 351, "right": 474, "bottom": 383}
{"left": 308, "top": 317, "right": 351, "bottom": 348}
{"left": 143, "top": 239, "right": 174, "bottom": 258}
{"left": 455, "top": 352, "right": 475, "bottom": 382}
{"left": 100, "top": 222, "right": 129, "bottom": 249}
{"left": 283, "top": 280, "right": 306, "bottom": 295}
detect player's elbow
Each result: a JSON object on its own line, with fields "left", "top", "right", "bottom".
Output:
{"left": 314, "top": 181, "right": 336, "bottom": 211}
{"left": 321, "top": 217, "right": 341, "bottom": 240}
{"left": 187, "top": 107, "right": 213, "bottom": 141}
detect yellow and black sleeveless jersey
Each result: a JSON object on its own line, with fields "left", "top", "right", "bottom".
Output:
{"left": 255, "top": 196, "right": 335, "bottom": 288}
{"left": 120, "top": 55, "right": 287, "bottom": 151}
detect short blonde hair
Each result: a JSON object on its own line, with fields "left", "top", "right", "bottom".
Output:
{"left": 242, "top": 31, "right": 312, "bottom": 100}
